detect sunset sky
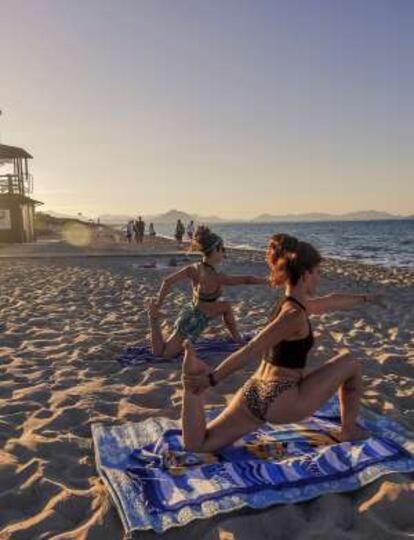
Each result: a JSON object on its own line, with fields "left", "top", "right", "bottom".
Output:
{"left": 0, "top": 0, "right": 412, "bottom": 219}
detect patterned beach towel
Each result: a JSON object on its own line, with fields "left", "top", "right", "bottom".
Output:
{"left": 92, "top": 396, "right": 414, "bottom": 535}
{"left": 117, "top": 335, "right": 251, "bottom": 366}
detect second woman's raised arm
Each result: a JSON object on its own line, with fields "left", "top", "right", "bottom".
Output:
{"left": 218, "top": 273, "right": 269, "bottom": 286}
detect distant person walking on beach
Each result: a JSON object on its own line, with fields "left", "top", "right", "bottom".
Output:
{"left": 148, "top": 225, "right": 269, "bottom": 358}
{"left": 134, "top": 216, "right": 145, "bottom": 244}
{"left": 149, "top": 223, "right": 156, "bottom": 237}
{"left": 186, "top": 220, "right": 195, "bottom": 241}
{"left": 148, "top": 222, "right": 156, "bottom": 244}
{"left": 174, "top": 219, "right": 185, "bottom": 245}
{"left": 133, "top": 219, "right": 139, "bottom": 243}
{"left": 179, "top": 233, "right": 385, "bottom": 452}
{"left": 125, "top": 219, "right": 134, "bottom": 244}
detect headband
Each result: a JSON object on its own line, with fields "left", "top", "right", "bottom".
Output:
{"left": 204, "top": 234, "right": 223, "bottom": 254}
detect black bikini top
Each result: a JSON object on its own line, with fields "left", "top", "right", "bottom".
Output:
{"left": 193, "top": 261, "right": 222, "bottom": 303}
{"left": 264, "top": 295, "right": 314, "bottom": 370}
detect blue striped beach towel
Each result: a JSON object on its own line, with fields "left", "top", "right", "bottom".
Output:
{"left": 92, "top": 396, "right": 414, "bottom": 535}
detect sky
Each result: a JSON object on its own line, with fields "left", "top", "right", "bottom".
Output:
{"left": 0, "top": 0, "right": 413, "bottom": 219}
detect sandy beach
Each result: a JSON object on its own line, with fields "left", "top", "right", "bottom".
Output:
{"left": 0, "top": 236, "right": 413, "bottom": 539}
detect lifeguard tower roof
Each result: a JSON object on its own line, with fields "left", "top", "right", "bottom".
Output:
{"left": 0, "top": 144, "right": 33, "bottom": 160}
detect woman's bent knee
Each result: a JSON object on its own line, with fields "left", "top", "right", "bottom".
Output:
{"left": 344, "top": 356, "right": 361, "bottom": 375}
{"left": 333, "top": 351, "right": 360, "bottom": 373}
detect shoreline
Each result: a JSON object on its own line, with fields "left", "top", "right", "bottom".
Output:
{"left": 0, "top": 233, "right": 413, "bottom": 285}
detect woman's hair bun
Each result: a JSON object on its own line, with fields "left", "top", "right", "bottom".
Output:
{"left": 266, "top": 233, "right": 321, "bottom": 287}
{"left": 191, "top": 225, "right": 222, "bottom": 255}
{"left": 194, "top": 225, "right": 211, "bottom": 245}
{"left": 268, "top": 234, "right": 299, "bottom": 262}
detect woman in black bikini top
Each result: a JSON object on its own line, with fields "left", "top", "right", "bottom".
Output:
{"left": 264, "top": 295, "right": 314, "bottom": 370}
{"left": 180, "top": 232, "right": 385, "bottom": 451}
{"left": 193, "top": 261, "right": 223, "bottom": 303}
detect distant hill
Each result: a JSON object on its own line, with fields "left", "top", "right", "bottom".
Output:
{"left": 35, "top": 212, "right": 115, "bottom": 238}
{"left": 98, "top": 214, "right": 134, "bottom": 225}
{"left": 42, "top": 210, "right": 84, "bottom": 220}
{"left": 253, "top": 212, "right": 330, "bottom": 222}
{"left": 149, "top": 210, "right": 194, "bottom": 224}
{"left": 341, "top": 210, "right": 403, "bottom": 221}
{"left": 252, "top": 210, "right": 407, "bottom": 223}
{"left": 99, "top": 209, "right": 227, "bottom": 225}
{"left": 50, "top": 208, "right": 412, "bottom": 226}
{"left": 148, "top": 209, "right": 227, "bottom": 224}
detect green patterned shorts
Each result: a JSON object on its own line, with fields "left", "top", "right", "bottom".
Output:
{"left": 173, "top": 305, "right": 210, "bottom": 341}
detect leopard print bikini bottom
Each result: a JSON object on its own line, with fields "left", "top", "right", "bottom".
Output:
{"left": 242, "top": 377, "right": 299, "bottom": 421}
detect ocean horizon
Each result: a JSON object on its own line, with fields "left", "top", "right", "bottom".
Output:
{"left": 150, "top": 218, "right": 414, "bottom": 270}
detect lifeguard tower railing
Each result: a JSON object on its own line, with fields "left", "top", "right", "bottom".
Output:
{"left": 0, "top": 172, "right": 33, "bottom": 195}
{"left": 0, "top": 144, "right": 34, "bottom": 197}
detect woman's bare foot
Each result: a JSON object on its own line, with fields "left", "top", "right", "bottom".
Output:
{"left": 338, "top": 425, "right": 370, "bottom": 442}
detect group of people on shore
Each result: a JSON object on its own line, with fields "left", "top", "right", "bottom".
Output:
{"left": 124, "top": 217, "right": 156, "bottom": 244}
{"left": 124, "top": 217, "right": 196, "bottom": 245}
{"left": 174, "top": 219, "right": 195, "bottom": 244}
{"left": 148, "top": 225, "right": 385, "bottom": 452}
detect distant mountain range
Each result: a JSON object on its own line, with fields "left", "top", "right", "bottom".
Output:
{"left": 251, "top": 210, "right": 412, "bottom": 222}
{"left": 44, "top": 209, "right": 413, "bottom": 225}
{"left": 98, "top": 209, "right": 227, "bottom": 225}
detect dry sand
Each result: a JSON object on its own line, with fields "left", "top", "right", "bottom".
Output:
{"left": 0, "top": 237, "right": 413, "bottom": 539}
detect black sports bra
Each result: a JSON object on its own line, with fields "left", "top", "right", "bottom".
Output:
{"left": 264, "top": 295, "right": 314, "bottom": 370}
{"left": 193, "top": 262, "right": 222, "bottom": 303}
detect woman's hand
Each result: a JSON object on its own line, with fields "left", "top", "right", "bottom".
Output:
{"left": 182, "top": 370, "right": 210, "bottom": 394}
{"left": 181, "top": 340, "right": 211, "bottom": 394}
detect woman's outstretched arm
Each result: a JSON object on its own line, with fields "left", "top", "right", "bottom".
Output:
{"left": 307, "top": 293, "right": 385, "bottom": 315}
{"left": 218, "top": 273, "right": 269, "bottom": 286}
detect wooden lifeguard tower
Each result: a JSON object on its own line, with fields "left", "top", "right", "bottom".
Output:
{"left": 0, "top": 143, "right": 42, "bottom": 243}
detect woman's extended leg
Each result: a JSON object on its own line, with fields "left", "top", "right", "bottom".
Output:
{"left": 148, "top": 300, "right": 166, "bottom": 355}
{"left": 181, "top": 341, "right": 261, "bottom": 452}
{"left": 296, "top": 350, "right": 367, "bottom": 441}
